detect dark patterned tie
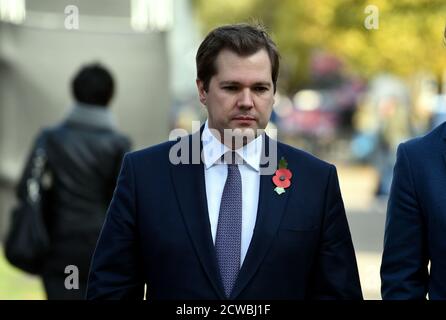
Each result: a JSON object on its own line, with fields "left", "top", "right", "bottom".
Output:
{"left": 215, "top": 152, "right": 242, "bottom": 298}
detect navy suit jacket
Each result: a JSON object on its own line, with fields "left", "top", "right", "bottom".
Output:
{"left": 381, "top": 123, "right": 446, "bottom": 300}
{"left": 87, "top": 130, "right": 362, "bottom": 300}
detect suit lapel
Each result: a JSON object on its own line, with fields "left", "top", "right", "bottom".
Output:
{"left": 231, "top": 137, "right": 291, "bottom": 299}
{"left": 170, "top": 130, "right": 226, "bottom": 299}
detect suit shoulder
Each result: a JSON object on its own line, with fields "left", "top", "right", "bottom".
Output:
{"left": 128, "top": 139, "right": 177, "bottom": 158}
{"left": 400, "top": 123, "right": 445, "bottom": 154}
{"left": 125, "top": 139, "right": 177, "bottom": 166}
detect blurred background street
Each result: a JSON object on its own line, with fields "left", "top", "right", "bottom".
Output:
{"left": 338, "top": 164, "right": 386, "bottom": 300}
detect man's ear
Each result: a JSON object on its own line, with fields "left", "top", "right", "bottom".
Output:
{"left": 196, "top": 79, "right": 207, "bottom": 105}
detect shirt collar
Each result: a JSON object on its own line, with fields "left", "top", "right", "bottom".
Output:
{"left": 201, "top": 120, "right": 263, "bottom": 172}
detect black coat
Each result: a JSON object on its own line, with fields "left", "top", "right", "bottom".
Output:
{"left": 17, "top": 119, "right": 130, "bottom": 281}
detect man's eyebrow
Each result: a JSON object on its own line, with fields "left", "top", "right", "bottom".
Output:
{"left": 219, "top": 81, "right": 272, "bottom": 87}
{"left": 219, "top": 81, "right": 240, "bottom": 86}
{"left": 252, "top": 82, "right": 272, "bottom": 87}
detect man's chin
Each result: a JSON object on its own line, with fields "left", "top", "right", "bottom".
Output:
{"left": 227, "top": 126, "right": 257, "bottom": 135}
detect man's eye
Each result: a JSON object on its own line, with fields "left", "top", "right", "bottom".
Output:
{"left": 254, "top": 87, "right": 268, "bottom": 92}
{"left": 223, "top": 86, "right": 238, "bottom": 91}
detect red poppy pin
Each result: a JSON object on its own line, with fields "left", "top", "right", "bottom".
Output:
{"left": 272, "top": 157, "right": 292, "bottom": 195}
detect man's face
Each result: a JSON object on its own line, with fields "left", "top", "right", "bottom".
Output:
{"left": 197, "top": 48, "right": 275, "bottom": 142}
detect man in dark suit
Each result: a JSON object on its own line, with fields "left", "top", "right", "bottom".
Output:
{"left": 381, "top": 122, "right": 446, "bottom": 299}
{"left": 87, "top": 24, "right": 362, "bottom": 300}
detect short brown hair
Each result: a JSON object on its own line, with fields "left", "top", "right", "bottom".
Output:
{"left": 196, "top": 23, "right": 280, "bottom": 92}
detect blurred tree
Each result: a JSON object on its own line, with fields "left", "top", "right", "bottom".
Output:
{"left": 192, "top": 0, "right": 446, "bottom": 94}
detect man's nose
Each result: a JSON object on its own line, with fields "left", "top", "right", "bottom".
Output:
{"left": 236, "top": 88, "right": 254, "bottom": 109}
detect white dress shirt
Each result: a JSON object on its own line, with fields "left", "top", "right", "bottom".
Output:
{"left": 201, "top": 120, "right": 262, "bottom": 267}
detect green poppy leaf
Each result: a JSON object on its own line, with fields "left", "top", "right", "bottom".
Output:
{"left": 278, "top": 157, "right": 288, "bottom": 169}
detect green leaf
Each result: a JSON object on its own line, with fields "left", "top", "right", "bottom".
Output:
{"left": 278, "top": 157, "right": 288, "bottom": 169}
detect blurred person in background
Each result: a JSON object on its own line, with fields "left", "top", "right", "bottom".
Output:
{"left": 14, "top": 63, "right": 131, "bottom": 299}
{"left": 376, "top": 95, "right": 412, "bottom": 195}
{"left": 351, "top": 74, "right": 412, "bottom": 196}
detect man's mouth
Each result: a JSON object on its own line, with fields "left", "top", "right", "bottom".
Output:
{"left": 232, "top": 116, "right": 256, "bottom": 122}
